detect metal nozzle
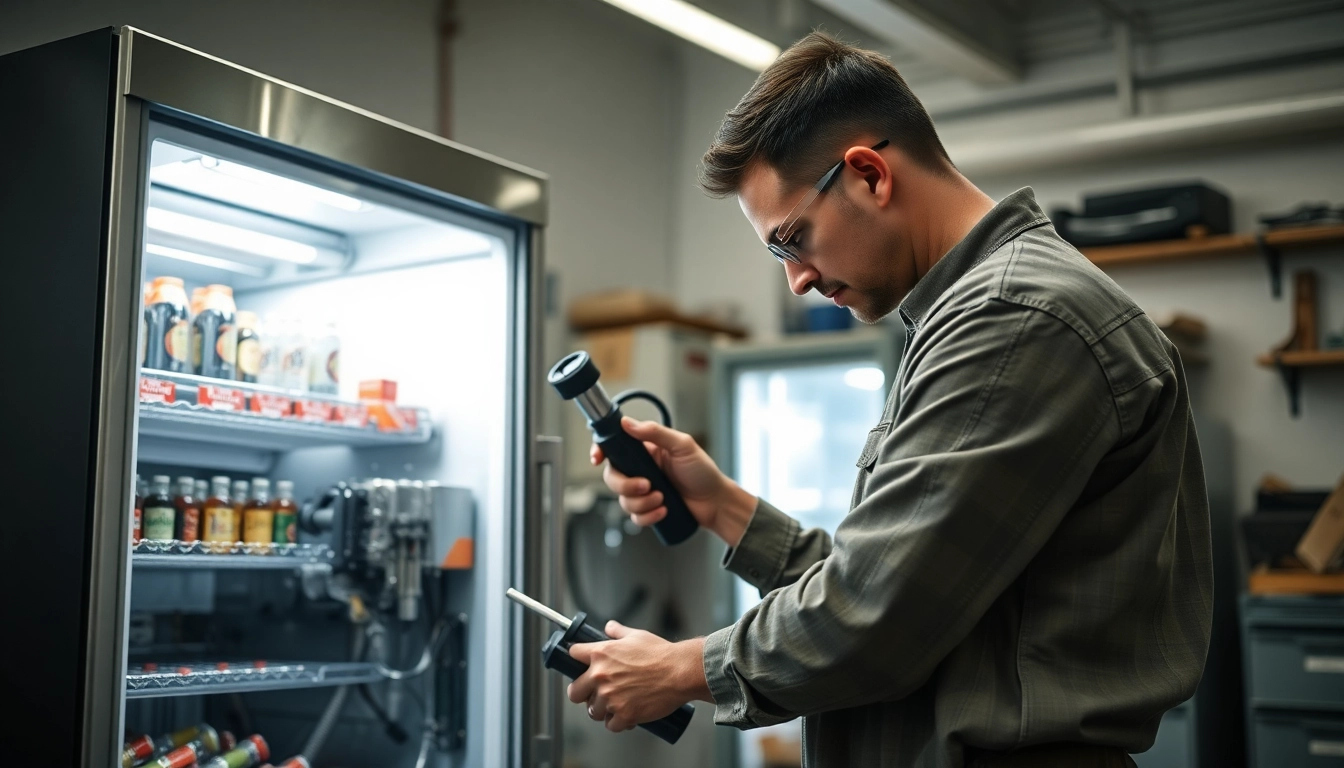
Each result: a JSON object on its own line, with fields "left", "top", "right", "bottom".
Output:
{"left": 506, "top": 588, "right": 571, "bottom": 630}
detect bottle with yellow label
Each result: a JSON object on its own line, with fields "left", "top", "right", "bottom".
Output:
{"left": 242, "top": 478, "right": 275, "bottom": 546}
{"left": 202, "top": 476, "right": 237, "bottom": 549}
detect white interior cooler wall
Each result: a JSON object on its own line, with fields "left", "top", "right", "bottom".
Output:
{"left": 239, "top": 243, "right": 515, "bottom": 768}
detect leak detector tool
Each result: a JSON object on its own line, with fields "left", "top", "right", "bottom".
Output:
{"left": 506, "top": 588, "right": 695, "bottom": 744}
{"left": 547, "top": 350, "right": 699, "bottom": 546}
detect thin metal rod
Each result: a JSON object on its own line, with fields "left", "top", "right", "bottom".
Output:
{"left": 507, "top": 588, "right": 571, "bottom": 630}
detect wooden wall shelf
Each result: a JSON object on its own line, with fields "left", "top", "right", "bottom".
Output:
{"left": 1256, "top": 349, "right": 1344, "bottom": 368}
{"left": 1082, "top": 224, "right": 1344, "bottom": 297}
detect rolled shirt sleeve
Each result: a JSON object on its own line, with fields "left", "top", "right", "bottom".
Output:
{"left": 703, "top": 298, "right": 1121, "bottom": 729}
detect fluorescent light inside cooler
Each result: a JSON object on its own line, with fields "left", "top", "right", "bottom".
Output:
{"left": 597, "top": 0, "right": 780, "bottom": 71}
{"left": 199, "top": 156, "right": 364, "bottom": 211}
{"left": 843, "top": 366, "right": 885, "bottom": 391}
{"left": 146, "top": 207, "right": 320, "bottom": 264}
{"left": 145, "top": 243, "right": 270, "bottom": 277}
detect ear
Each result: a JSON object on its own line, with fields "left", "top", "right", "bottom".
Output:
{"left": 843, "top": 145, "right": 893, "bottom": 207}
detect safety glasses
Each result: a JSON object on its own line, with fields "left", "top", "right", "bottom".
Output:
{"left": 767, "top": 139, "right": 889, "bottom": 265}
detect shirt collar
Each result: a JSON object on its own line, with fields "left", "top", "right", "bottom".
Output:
{"left": 897, "top": 187, "right": 1051, "bottom": 330}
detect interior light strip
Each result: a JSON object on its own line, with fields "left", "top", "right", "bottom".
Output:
{"left": 146, "top": 207, "right": 319, "bottom": 264}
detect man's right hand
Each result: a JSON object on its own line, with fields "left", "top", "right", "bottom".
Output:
{"left": 592, "top": 417, "right": 757, "bottom": 548}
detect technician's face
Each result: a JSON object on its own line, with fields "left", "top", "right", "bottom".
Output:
{"left": 737, "top": 150, "right": 913, "bottom": 324}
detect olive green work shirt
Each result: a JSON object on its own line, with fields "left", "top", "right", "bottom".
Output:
{"left": 701, "top": 188, "right": 1213, "bottom": 767}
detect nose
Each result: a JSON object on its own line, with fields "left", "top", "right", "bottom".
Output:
{"left": 784, "top": 259, "right": 818, "bottom": 296}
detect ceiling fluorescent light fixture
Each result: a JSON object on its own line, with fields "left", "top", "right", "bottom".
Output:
{"left": 199, "top": 157, "right": 363, "bottom": 211}
{"left": 144, "top": 244, "right": 270, "bottom": 277}
{"left": 146, "top": 207, "right": 320, "bottom": 264}
{"left": 597, "top": 0, "right": 780, "bottom": 71}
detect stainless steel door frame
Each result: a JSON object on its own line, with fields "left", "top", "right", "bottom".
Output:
{"left": 118, "top": 27, "right": 548, "bottom": 226}
{"left": 81, "top": 33, "right": 147, "bottom": 766}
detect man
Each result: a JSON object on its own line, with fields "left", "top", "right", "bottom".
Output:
{"left": 566, "top": 31, "right": 1212, "bottom": 768}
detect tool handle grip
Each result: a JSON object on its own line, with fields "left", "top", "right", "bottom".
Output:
{"left": 591, "top": 410, "right": 699, "bottom": 546}
{"left": 542, "top": 631, "right": 695, "bottom": 745}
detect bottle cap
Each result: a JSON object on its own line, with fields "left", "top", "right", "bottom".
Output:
{"left": 252, "top": 478, "right": 271, "bottom": 491}
{"left": 276, "top": 480, "right": 294, "bottom": 496}
{"left": 248, "top": 734, "right": 270, "bottom": 761}
{"left": 207, "top": 284, "right": 234, "bottom": 296}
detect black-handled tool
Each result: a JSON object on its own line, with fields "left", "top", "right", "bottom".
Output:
{"left": 506, "top": 588, "right": 695, "bottom": 744}
{"left": 548, "top": 351, "right": 699, "bottom": 546}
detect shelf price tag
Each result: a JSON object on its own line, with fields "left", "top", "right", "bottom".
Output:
{"left": 198, "top": 384, "right": 245, "bottom": 412}
{"left": 294, "top": 399, "right": 334, "bottom": 423}
{"left": 333, "top": 403, "right": 369, "bottom": 428}
{"left": 138, "top": 376, "right": 176, "bottom": 404}
{"left": 250, "top": 393, "right": 293, "bottom": 419}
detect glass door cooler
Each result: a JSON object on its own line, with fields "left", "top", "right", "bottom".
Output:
{"left": 708, "top": 326, "right": 903, "bottom": 768}
{"left": 2, "top": 27, "right": 564, "bottom": 768}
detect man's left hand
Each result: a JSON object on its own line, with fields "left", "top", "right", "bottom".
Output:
{"left": 567, "top": 620, "right": 710, "bottom": 732}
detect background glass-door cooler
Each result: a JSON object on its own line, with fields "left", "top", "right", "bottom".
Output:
{"left": 710, "top": 326, "right": 904, "bottom": 768}
{"left": 2, "top": 27, "right": 566, "bottom": 767}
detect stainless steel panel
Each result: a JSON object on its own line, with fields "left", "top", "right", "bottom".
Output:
{"left": 120, "top": 27, "right": 548, "bottom": 225}
{"left": 83, "top": 33, "right": 144, "bottom": 768}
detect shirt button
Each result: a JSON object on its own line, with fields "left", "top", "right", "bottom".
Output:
{"left": 749, "top": 568, "right": 761, "bottom": 579}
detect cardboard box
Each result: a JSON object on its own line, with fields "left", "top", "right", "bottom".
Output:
{"left": 1297, "top": 474, "right": 1344, "bottom": 573}
{"left": 359, "top": 379, "right": 398, "bottom": 403}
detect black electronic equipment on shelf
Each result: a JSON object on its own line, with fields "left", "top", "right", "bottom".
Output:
{"left": 1050, "top": 182, "right": 1232, "bottom": 247}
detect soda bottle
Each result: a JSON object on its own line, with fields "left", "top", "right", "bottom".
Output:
{"left": 242, "top": 479, "right": 274, "bottom": 545}
{"left": 174, "top": 476, "right": 202, "bottom": 542}
{"left": 231, "top": 479, "right": 250, "bottom": 539}
{"left": 273, "top": 480, "right": 298, "bottom": 544}
{"left": 202, "top": 476, "right": 237, "bottom": 547}
{"left": 257, "top": 316, "right": 280, "bottom": 387}
{"left": 277, "top": 318, "right": 308, "bottom": 392}
{"left": 235, "top": 311, "right": 262, "bottom": 384}
{"left": 201, "top": 734, "right": 268, "bottom": 768}
{"left": 307, "top": 321, "right": 340, "bottom": 395}
{"left": 151, "top": 723, "right": 221, "bottom": 759}
{"left": 143, "top": 276, "right": 191, "bottom": 373}
{"left": 142, "top": 475, "right": 176, "bottom": 542}
{"left": 132, "top": 474, "right": 144, "bottom": 545}
{"left": 193, "top": 284, "right": 237, "bottom": 379}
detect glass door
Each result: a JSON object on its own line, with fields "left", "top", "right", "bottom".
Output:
{"left": 712, "top": 327, "right": 900, "bottom": 768}
{"left": 123, "top": 113, "right": 526, "bottom": 767}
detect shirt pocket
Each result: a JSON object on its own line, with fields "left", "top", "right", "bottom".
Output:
{"left": 855, "top": 421, "right": 891, "bottom": 471}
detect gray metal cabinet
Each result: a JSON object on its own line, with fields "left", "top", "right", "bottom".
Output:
{"left": 1242, "top": 595, "right": 1344, "bottom": 767}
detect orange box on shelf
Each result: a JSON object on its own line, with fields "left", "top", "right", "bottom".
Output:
{"left": 139, "top": 377, "right": 176, "bottom": 404}
{"left": 293, "top": 399, "right": 334, "bottom": 423}
{"left": 358, "top": 379, "right": 398, "bottom": 403}
{"left": 332, "top": 403, "right": 369, "bottom": 428}
{"left": 198, "top": 384, "right": 245, "bottom": 412}
{"left": 366, "top": 400, "right": 407, "bottom": 432}
{"left": 250, "top": 393, "right": 292, "bottom": 419}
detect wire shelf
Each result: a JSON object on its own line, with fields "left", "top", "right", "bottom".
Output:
{"left": 137, "top": 370, "right": 432, "bottom": 452}
{"left": 131, "top": 541, "right": 334, "bottom": 571}
{"left": 125, "top": 661, "right": 383, "bottom": 699}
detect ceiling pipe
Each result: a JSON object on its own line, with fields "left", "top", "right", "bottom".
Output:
{"left": 947, "top": 90, "right": 1344, "bottom": 176}
{"left": 437, "top": 0, "right": 458, "bottom": 139}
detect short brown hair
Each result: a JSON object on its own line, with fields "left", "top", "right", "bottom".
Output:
{"left": 699, "top": 31, "right": 951, "bottom": 197}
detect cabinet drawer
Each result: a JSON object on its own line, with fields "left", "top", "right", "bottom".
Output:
{"left": 1249, "top": 629, "right": 1344, "bottom": 709}
{"left": 1255, "top": 713, "right": 1344, "bottom": 767}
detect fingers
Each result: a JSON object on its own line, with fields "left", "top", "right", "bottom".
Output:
{"left": 568, "top": 641, "right": 595, "bottom": 665}
{"left": 621, "top": 417, "right": 689, "bottom": 452}
{"left": 604, "top": 620, "right": 629, "bottom": 639}
{"left": 590, "top": 443, "right": 604, "bottom": 466}
{"left": 618, "top": 489, "right": 664, "bottom": 517}
{"left": 603, "top": 464, "right": 653, "bottom": 498}
{"left": 567, "top": 674, "right": 594, "bottom": 705}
